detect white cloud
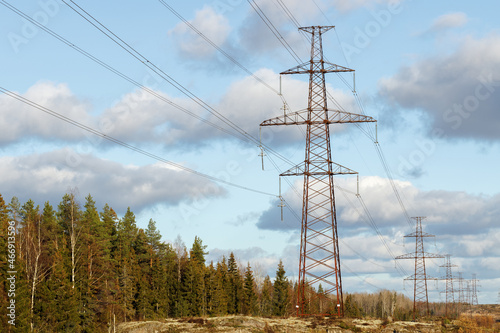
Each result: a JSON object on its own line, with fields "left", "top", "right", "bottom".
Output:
{"left": 332, "top": 0, "right": 403, "bottom": 12}
{"left": 168, "top": 5, "right": 231, "bottom": 59}
{"left": 218, "top": 68, "right": 357, "bottom": 147}
{"left": 257, "top": 175, "right": 500, "bottom": 261}
{"left": 0, "top": 82, "right": 92, "bottom": 144}
{"left": 430, "top": 12, "right": 468, "bottom": 32}
{"left": 0, "top": 149, "right": 225, "bottom": 213}
{"left": 379, "top": 34, "right": 500, "bottom": 141}
{"left": 238, "top": 0, "right": 320, "bottom": 56}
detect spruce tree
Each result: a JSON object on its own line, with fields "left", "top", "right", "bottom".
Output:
{"left": 272, "top": 260, "right": 289, "bottom": 316}
{"left": 214, "top": 257, "right": 229, "bottom": 315}
{"left": 190, "top": 236, "right": 208, "bottom": 264}
{"left": 204, "top": 261, "right": 217, "bottom": 316}
{"left": 115, "top": 207, "right": 139, "bottom": 321}
{"left": 133, "top": 229, "right": 153, "bottom": 320}
{"left": 242, "top": 262, "right": 258, "bottom": 316}
{"left": 99, "top": 204, "right": 119, "bottom": 328}
{"left": 227, "top": 252, "right": 243, "bottom": 314}
{"left": 260, "top": 275, "right": 273, "bottom": 316}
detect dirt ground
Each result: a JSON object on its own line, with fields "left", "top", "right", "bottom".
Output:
{"left": 116, "top": 304, "right": 500, "bottom": 333}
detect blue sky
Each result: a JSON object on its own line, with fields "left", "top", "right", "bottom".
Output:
{"left": 1, "top": 0, "right": 499, "bottom": 304}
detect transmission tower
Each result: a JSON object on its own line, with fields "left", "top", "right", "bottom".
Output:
{"left": 457, "top": 271, "right": 466, "bottom": 315}
{"left": 260, "top": 26, "right": 375, "bottom": 316}
{"left": 440, "top": 254, "right": 457, "bottom": 317}
{"left": 470, "top": 274, "right": 479, "bottom": 306}
{"left": 396, "top": 217, "right": 444, "bottom": 320}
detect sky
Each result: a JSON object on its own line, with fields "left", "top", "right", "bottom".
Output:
{"left": 1, "top": 0, "right": 499, "bottom": 304}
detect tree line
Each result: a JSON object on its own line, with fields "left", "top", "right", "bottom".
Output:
{"left": 0, "top": 192, "right": 416, "bottom": 332}
{"left": 0, "top": 193, "right": 299, "bottom": 332}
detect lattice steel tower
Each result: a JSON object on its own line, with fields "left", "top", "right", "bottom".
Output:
{"left": 440, "top": 254, "right": 457, "bottom": 317}
{"left": 261, "top": 26, "right": 375, "bottom": 316}
{"left": 470, "top": 274, "right": 479, "bottom": 305}
{"left": 396, "top": 217, "right": 444, "bottom": 319}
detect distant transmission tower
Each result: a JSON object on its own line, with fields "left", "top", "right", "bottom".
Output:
{"left": 440, "top": 254, "right": 457, "bottom": 317}
{"left": 457, "top": 271, "right": 466, "bottom": 315}
{"left": 260, "top": 25, "right": 376, "bottom": 316}
{"left": 396, "top": 217, "right": 444, "bottom": 319}
{"left": 470, "top": 274, "right": 479, "bottom": 306}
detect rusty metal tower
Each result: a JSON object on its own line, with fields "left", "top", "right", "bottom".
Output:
{"left": 440, "top": 254, "right": 457, "bottom": 317}
{"left": 260, "top": 26, "right": 375, "bottom": 316}
{"left": 396, "top": 217, "right": 444, "bottom": 319}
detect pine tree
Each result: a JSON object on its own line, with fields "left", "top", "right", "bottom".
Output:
{"left": 272, "top": 260, "right": 289, "bottom": 316}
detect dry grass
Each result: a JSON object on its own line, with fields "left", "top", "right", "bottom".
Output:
{"left": 457, "top": 314, "right": 498, "bottom": 333}
{"left": 116, "top": 309, "right": 500, "bottom": 333}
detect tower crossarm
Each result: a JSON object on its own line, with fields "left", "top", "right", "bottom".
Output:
{"left": 395, "top": 252, "right": 445, "bottom": 260}
{"left": 280, "top": 61, "right": 354, "bottom": 75}
{"left": 280, "top": 161, "right": 358, "bottom": 177}
{"left": 403, "top": 232, "right": 436, "bottom": 238}
{"left": 260, "top": 109, "right": 376, "bottom": 127}
{"left": 403, "top": 274, "right": 440, "bottom": 281}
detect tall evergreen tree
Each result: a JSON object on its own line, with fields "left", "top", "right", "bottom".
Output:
{"left": 133, "top": 229, "right": 154, "bottom": 320}
{"left": 213, "top": 257, "right": 229, "bottom": 316}
{"left": 227, "top": 252, "right": 243, "bottom": 315}
{"left": 242, "top": 262, "right": 258, "bottom": 316}
{"left": 33, "top": 202, "right": 61, "bottom": 330}
{"left": 190, "top": 236, "right": 208, "bottom": 265}
{"left": 205, "top": 261, "right": 217, "bottom": 316}
{"left": 260, "top": 275, "right": 273, "bottom": 317}
{"left": 115, "top": 207, "right": 139, "bottom": 321}
{"left": 99, "top": 204, "right": 119, "bottom": 329}
{"left": 272, "top": 260, "right": 289, "bottom": 316}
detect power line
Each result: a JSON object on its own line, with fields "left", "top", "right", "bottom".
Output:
{"left": 157, "top": 0, "right": 281, "bottom": 95}
{"left": 246, "top": 0, "right": 303, "bottom": 63}
{"left": 0, "top": 86, "right": 277, "bottom": 198}
{"left": 0, "top": 0, "right": 249, "bottom": 144}
{"left": 61, "top": 0, "right": 298, "bottom": 171}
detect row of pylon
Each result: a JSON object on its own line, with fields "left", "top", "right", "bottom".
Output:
{"left": 259, "top": 25, "right": 478, "bottom": 319}
{"left": 396, "top": 217, "right": 480, "bottom": 319}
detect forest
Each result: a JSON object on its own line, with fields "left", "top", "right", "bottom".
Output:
{"left": 0, "top": 192, "right": 417, "bottom": 332}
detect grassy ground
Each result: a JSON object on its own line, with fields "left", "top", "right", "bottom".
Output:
{"left": 116, "top": 305, "right": 500, "bottom": 333}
